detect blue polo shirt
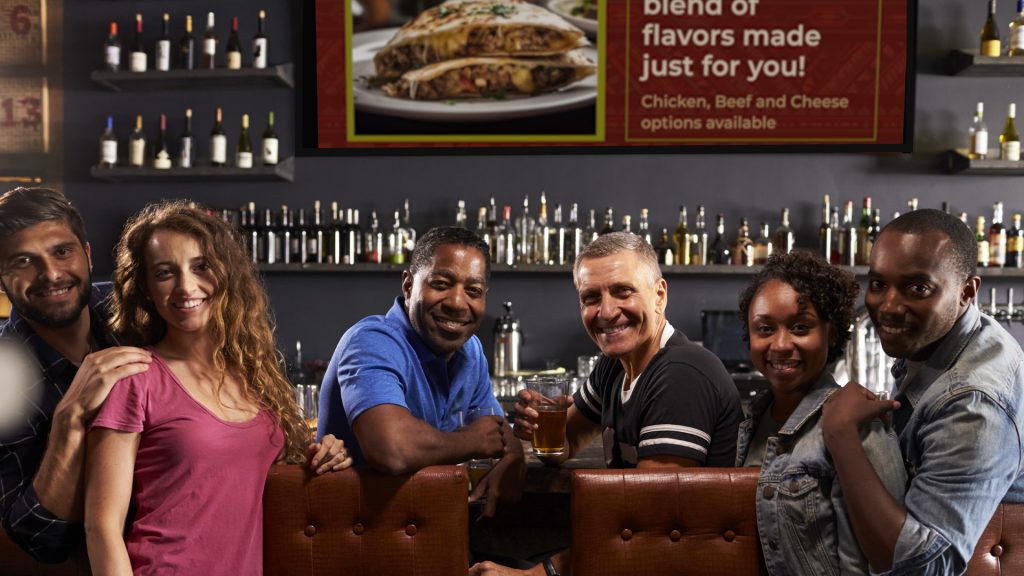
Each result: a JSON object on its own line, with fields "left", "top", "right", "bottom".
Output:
{"left": 317, "top": 297, "right": 501, "bottom": 466}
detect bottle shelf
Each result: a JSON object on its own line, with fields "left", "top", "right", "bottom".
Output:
{"left": 946, "top": 149, "right": 1024, "bottom": 174}
{"left": 90, "top": 156, "right": 294, "bottom": 182}
{"left": 90, "top": 63, "right": 294, "bottom": 91}
{"left": 948, "top": 49, "right": 1024, "bottom": 76}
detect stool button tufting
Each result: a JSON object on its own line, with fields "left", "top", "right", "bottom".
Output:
{"left": 303, "top": 525, "right": 316, "bottom": 537}
{"left": 723, "top": 530, "right": 736, "bottom": 542}
{"left": 620, "top": 529, "right": 633, "bottom": 541}
{"left": 405, "top": 524, "right": 418, "bottom": 536}
{"left": 353, "top": 523, "right": 365, "bottom": 535}
{"left": 992, "top": 544, "right": 1004, "bottom": 558}
{"left": 669, "top": 530, "right": 681, "bottom": 542}
{"left": 763, "top": 486, "right": 776, "bottom": 499}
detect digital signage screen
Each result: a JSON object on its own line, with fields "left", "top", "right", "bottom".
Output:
{"left": 300, "top": 0, "right": 915, "bottom": 153}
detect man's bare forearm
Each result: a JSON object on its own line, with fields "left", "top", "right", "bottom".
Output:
{"left": 32, "top": 418, "right": 87, "bottom": 521}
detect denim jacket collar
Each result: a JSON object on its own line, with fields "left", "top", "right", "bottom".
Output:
{"left": 891, "top": 305, "right": 980, "bottom": 411}
{"left": 744, "top": 370, "right": 836, "bottom": 438}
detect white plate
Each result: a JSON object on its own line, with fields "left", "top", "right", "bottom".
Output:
{"left": 547, "top": 0, "right": 598, "bottom": 39}
{"left": 351, "top": 28, "right": 598, "bottom": 123}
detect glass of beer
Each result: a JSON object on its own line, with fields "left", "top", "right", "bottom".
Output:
{"left": 526, "top": 374, "right": 570, "bottom": 456}
{"left": 460, "top": 407, "right": 502, "bottom": 492}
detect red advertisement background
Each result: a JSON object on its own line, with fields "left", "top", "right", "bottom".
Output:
{"left": 314, "top": 0, "right": 908, "bottom": 149}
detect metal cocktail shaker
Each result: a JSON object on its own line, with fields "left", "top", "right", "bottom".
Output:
{"left": 493, "top": 301, "right": 522, "bottom": 376}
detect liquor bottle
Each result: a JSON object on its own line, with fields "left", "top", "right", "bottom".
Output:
{"left": 327, "top": 201, "right": 342, "bottom": 264}
{"left": 867, "top": 208, "right": 882, "bottom": 261}
{"left": 99, "top": 116, "right": 117, "bottom": 168}
{"left": 1012, "top": 0, "right": 1024, "bottom": 55}
{"left": 105, "top": 22, "right": 121, "bottom": 71}
{"left": 261, "top": 208, "right": 279, "bottom": 264}
{"left": 179, "top": 108, "right": 194, "bottom": 168}
{"left": 310, "top": 200, "right": 325, "bottom": 264}
{"left": 226, "top": 17, "right": 242, "bottom": 70}
{"left": 655, "top": 228, "right": 675, "bottom": 266}
{"left": 153, "top": 114, "right": 172, "bottom": 169}
{"left": 515, "top": 196, "right": 536, "bottom": 264}
{"left": 907, "top": 197, "right": 918, "bottom": 212}
{"left": 236, "top": 113, "right": 254, "bottom": 168}
{"left": 709, "top": 214, "right": 731, "bottom": 265}
{"left": 246, "top": 202, "right": 260, "bottom": 263}
{"left": 620, "top": 214, "right": 632, "bottom": 234}
{"left": 296, "top": 208, "right": 310, "bottom": 263}
{"left": 941, "top": 201, "right": 951, "bottom": 214}
{"left": 364, "top": 210, "right": 383, "bottom": 263}
{"left": 569, "top": 203, "right": 583, "bottom": 264}
{"left": 553, "top": 204, "right": 570, "bottom": 266}
{"left": 753, "top": 222, "right": 773, "bottom": 265}
{"left": 210, "top": 106, "right": 227, "bottom": 166}
{"left": 772, "top": 208, "right": 794, "bottom": 256}
{"left": 673, "top": 206, "right": 690, "bottom": 266}
{"left": 691, "top": 205, "right": 708, "bottom": 266}
{"left": 129, "top": 114, "right": 146, "bottom": 167}
{"left": 342, "top": 208, "right": 358, "bottom": 265}
{"left": 202, "top": 12, "right": 217, "bottom": 69}
{"left": 828, "top": 206, "right": 841, "bottom": 264}
{"left": 584, "top": 209, "right": 599, "bottom": 245}
{"left": 970, "top": 102, "right": 989, "bottom": 160}
{"left": 280, "top": 205, "right": 295, "bottom": 264}
{"left": 732, "top": 217, "right": 754, "bottom": 267}
{"left": 856, "top": 196, "right": 872, "bottom": 265}
{"left": 839, "top": 201, "right": 857, "bottom": 266}
{"left": 401, "top": 198, "right": 416, "bottom": 257}
{"left": 638, "top": 208, "right": 652, "bottom": 244}
{"left": 486, "top": 198, "right": 502, "bottom": 264}
{"left": 501, "top": 205, "right": 516, "bottom": 266}
{"left": 156, "top": 13, "right": 171, "bottom": 71}
{"left": 1001, "top": 103, "right": 1021, "bottom": 161}
{"left": 981, "top": 0, "right": 1001, "bottom": 57}
{"left": 262, "top": 111, "right": 279, "bottom": 165}
{"left": 1007, "top": 213, "right": 1023, "bottom": 268}
{"left": 388, "top": 210, "right": 406, "bottom": 264}
{"left": 533, "top": 192, "right": 551, "bottom": 265}
{"left": 990, "top": 201, "right": 1008, "bottom": 267}
{"left": 179, "top": 15, "right": 195, "bottom": 70}
{"left": 130, "top": 14, "right": 147, "bottom": 72}
{"left": 453, "top": 199, "right": 467, "bottom": 228}
{"left": 599, "top": 207, "right": 615, "bottom": 236}
{"left": 977, "top": 216, "right": 990, "bottom": 268}
{"left": 253, "top": 10, "right": 268, "bottom": 68}
{"left": 476, "top": 206, "right": 491, "bottom": 250}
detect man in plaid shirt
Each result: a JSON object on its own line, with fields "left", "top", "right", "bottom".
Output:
{"left": 0, "top": 187, "right": 150, "bottom": 563}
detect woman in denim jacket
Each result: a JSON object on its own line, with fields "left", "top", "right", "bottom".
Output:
{"left": 736, "top": 251, "right": 906, "bottom": 575}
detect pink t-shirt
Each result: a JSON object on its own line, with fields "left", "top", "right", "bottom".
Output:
{"left": 91, "top": 352, "right": 284, "bottom": 576}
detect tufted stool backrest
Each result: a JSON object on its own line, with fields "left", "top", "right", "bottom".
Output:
{"left": 966, "top": 503, "right": 1024, "bottom": 575}
{"left": 263, "top": 464, "right": 469, "bottom": 576}
{"left": 570, "top": 467, "right": 767, "bottom": 576}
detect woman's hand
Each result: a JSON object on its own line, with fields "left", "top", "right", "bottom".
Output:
{"left": 306, "top": 434, "right": 353, "bottom": 474}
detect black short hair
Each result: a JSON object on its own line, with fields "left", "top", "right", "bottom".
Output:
{"left": 0, "top": 187, "right": 87, "bottom": 248}
{"left": 408, "top": 226, "right": 490, "bottom": 279}
{"left": 880, "top": 208, "right": 976, "bottom": 279}
{"left": 738, "top": 250, "right": 859, "bottom": 364}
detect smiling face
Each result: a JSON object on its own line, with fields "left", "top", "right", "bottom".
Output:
{"left": 576, "top": 252, "right": 667, "bottom": 366}
{"left": 402, "top": 243, "right": 488, "bottom": 361}
{"left": 0, "top": 220, "right": 92, "bottom": 329}
{"left": 747, "top": 280, "right": 831, "bottom": 398}
{"left": 865, "top": 229, "right": 977, "bottom": 361}
{"left": 144, "top": 229, "right": 219, "bottom": 338}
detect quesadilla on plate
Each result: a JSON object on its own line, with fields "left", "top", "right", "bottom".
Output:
{"left": 373, "top": 0, "right": 588, "bottom": 80}
{"left": 381, "top": 49, "right": 595, "bottom": 100}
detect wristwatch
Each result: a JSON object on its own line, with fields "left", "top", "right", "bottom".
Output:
{"left": 542, "top": 559, "right": 560, "bottom": 576}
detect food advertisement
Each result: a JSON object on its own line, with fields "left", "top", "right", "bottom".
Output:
{"left": 312, "top": 0, "right": 912, "bottom": 151}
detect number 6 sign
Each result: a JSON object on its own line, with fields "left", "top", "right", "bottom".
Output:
{"left": 0, "top": 0, "right": 43, "bottom": 65}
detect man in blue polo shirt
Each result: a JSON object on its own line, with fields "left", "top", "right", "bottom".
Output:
{"left": 318, "top": 226, "right": 523, "bottom": 516}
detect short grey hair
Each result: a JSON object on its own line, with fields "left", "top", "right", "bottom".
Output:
{"left": 573, "top": 232, "right": 662, "bottom": 287}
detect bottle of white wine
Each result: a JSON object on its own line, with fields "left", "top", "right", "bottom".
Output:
{"left": 262, "top": 111, "right": 279, "bottom": 165}
{"left": 129, "top": 114, "right": 146, "bottom": 167}
{"left": 236, "top": 113, "right": 254, "bottom": 168}
{"left": 981, "top": 0, "right": 1001, "bottom": 57}
{"left": 210, "top": 106, "right": 227, "bottom": 166}
{"left": 1011, "top": 0, "right": 1024, "bottom": 55}
{"left": 130, "top": 14, "right": 147, "bottom": 72}
{"left": 155, "top": 13, "right": 171, "bottom": 71}
{"left": 202, "top": 12, "right": 217, "bottom": 69}
{"left": 1001, "top": 103, "right": 1021, "bottom": 161}
{"left": 100, "top": 116, "right": 117, "bottom": 168}
{"left": 104, "top": 22, "right": 121, "bottom": 71}
{"left": 226, "top": 17, "right": 242, "bottom": 70}
{"left": 970, "top": 101, "right": 989, "bottom": 159}
{"left": 179, "top": 108, "right": 194, "bottom": 168}
{"left": 253, "top": 10, "right": 268, "bottom": 69}
{"left": 153, "top": 113, "right": 172, "bottom": 169}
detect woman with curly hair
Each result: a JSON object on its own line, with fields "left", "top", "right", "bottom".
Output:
{"left": 84, "top": 201, "right": 353, "bottom": 575}
{"left": 736, "top": 251, "right": 906, "bottom": 575}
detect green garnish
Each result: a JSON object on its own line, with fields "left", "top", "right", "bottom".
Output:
{"left": 442, "top": 100, "right": 458, "bottom": 106}
{"left": 489, "top": 3, "right": 515, "bottom": 17}
{"left": 438, "top": 5, "right": 458, "bottom": 17}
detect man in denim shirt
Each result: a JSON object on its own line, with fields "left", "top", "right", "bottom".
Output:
{"left": 822, "top": 209, "right": 1024, "bottom": 575}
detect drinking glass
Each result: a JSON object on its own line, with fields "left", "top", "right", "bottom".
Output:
{"left": 460, "top": 406, "right": 502, "bottom": 492}
{"left": 525, "top": 374, "right": 571, "bottom": 456}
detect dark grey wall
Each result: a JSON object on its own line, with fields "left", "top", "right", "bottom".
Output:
{"left": 62, "top": 0, "right": 1024, "bottom": 368}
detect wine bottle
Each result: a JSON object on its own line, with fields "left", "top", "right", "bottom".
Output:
{"left": 731, "top": 217, "right": 754, "bottom": 267}
{"left": 598, "top": 206, "right": 614, "bottom": 236}
{"left": 620, "top": 214, "right": 632, "bottom": 234}
{"left": 655, "top": 228, "right": 675, "bottom": 266}
{"left": 1012, "top": 0, "right": 1024, "bottom": 55}
{"left": 515, "top": 196, "right": 536, "bottom": 263}
{"left": 990, "top": 202, "right": 1008, "bottom": 267}
{"left": 179, "top": 108, "right": 194, "bottom": 168}
{"left": 818, "top": 194, "right": 832, "bottom": 262}
{"left": 236, "top": 113, "right": 253, "bottom": 168}
{"left": 129, "top": 114, "right": 146, "bottom": 167}
{"left": 970, "top": 102, "right": 989, "bottom": 160}
{"left": 752, "top": 222, "right": 772, "bottom": 265}
{"left": 226, "top": 17, "right": 242, "bottom": 70}
{"left": 99, "top": 116, "right": 117, "bottom": 168}
{"left": 673, "top": 206, "right": 690, "bottom": 265}
{"left": 856, "top": 196, "right": 872, "bottom": 265}
{"left": 709, "top": 214, "right": 731, "bottom": 265}
{"left": 981, "top": 0, "right": 1001, "bottom": 57}
{"left": 501, "top": 205, "right": 516, "bottom": 266}
{"left": 202, "top": 12, "right": 217, "bottom": 69}
{"left": 179, "top": 15, "right": 195, "bottom": 70}
{"left": 772, "top": 207, "right": 794, "bottom": 256}
{"left": 638, "top": 208, "right": 652, "bottom": 244}
{"left": 153, "top": 114, "right": 172, "bottom": 169}
{"left": 104, "top": 22, "right": 121, "bottom": 71}
{"left": 310, "top": 200, "right": 325, "bottom": 264}
{"left": 840, "top": 201, "right": 857, "bottom": 267}
{"left": 156, "top": 13, "right": 171, "bottom": 71}
{"left": 1007, "top": 213, "right": 1024, "bottom": 268}
{"left": 977, "top": 216, "right": 990, "bottom": 267}
{"left": 210, "top": 106, "right": 227, "bottom": 166}
{"left": 253, "top": 10, "right": 268, "bottom": 69}
{"left": 1001, "top": 103, "right": 1021, "bottom": 161}
{"left": 691, "top": 205, "right": 708, "bottom": 266}
{"left": 401, "top": 198, "right": 416, "bottom": 257}
{"left": 261, "top": 111, "right": 279, "bottom": 165}
{"left": 533, "top": 192, "right": 550, "bottom": 264}
{"left": 130, "top": 14, "right": 147, "bottom": 72}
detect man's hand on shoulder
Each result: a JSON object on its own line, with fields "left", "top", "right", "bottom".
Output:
{"left": 821, "top": 382, "right": 900, "bottom": 450}
{"left": 54, "top": 347, "right": 152, "bottom": 431}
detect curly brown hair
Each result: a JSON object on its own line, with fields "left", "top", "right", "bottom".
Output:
{"left": 108, "top": 200, "right": 308, "bottom": 463}
{"left": 738, "top": 250, "right": 859, "bottom": 364}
